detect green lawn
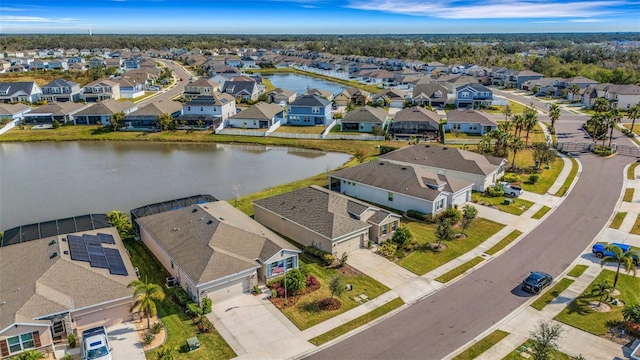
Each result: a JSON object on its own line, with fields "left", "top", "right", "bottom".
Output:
{"left": 276, "top": 125, "right": 326, "bottom": 134}
{"left": 555, "top": 270, "right": 640, "bottom": 335}
{"left": 281, "top": 254, "right": 390, "bottom": 330}
{"left": 531, "top": 206, "right": 551, "bottom": 220}
{"left": 631, "top": 214, "right": 640, "bottom": 235}
{"left": 515, "top": 157, "right": 565, "bottom": 195}
{"left": 484, "top": 101, "right": 528, "bottom": 116}
{"left": 471, "top": 192, "right": 534, "bottom": 216}
{"left": 610, "top": 212, "right": 627, "bottom": 229}
{"left": 566, "top": 265, "right": 589, "bottom": 278}
{"left": 531, "top": 278, "right": 575, "bottom": 311}
{"left": 308, "top": 297, "right": 404, "bottom": 346}
{"left": 485, "top": 230, "right": 522, "bottom": 256}
{"left": 555, "top": 156, "right": 578, "bottom": 197}
{"left": 123, "top": 239, "right": 236, "bottom": 360}
{"left": 502, "top": 340, "right": 571, "bottom": 360}
{"left": 453, "top": 330, "right": 510, "bottom": 360}
{"left": 624, "top": 188, "right": 635, "bottom": 202}
{"left": 628, "top": 162, "right": 640, "bottom": 180}
{"left": 399, "top": 218, "right": 505, "bottom": 275}
{"left": 435, "top": 256, "right": 485, "bottom": 283}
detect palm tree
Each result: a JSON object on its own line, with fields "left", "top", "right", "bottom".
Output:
{"left": 602, "top": 112, "right": 614, "bottom": 148}
{"left": 128, "top": 278, "right": 166, "bottom": 329}
{"left": 594, "top": 97, "right": 609, "bottom": 114}
{"left": 628, "top": 103, "right": 640, "bottom": 137}
{"left": 523, "top": 108, "right": 538, "bottom": 146}
{"left": 107, "top": 210, "right": 133, "bottom": 237}
{"left": 501, "top": 104, "right": 512, "bottom": 121}
{"left": 607, "top": 108, "right": 623, "bottom": 148}
{"left": 600, "top": 244, "right": 638, "bottom": 291}
{"left": 587, "top": 113, "right": 603, "bottom": 143}
{"left": 158, "top": 113, "right": 174, "bottom": 131}
{"left": 13, "top": 350, "right": 45, "bottom": 360}
{"left": 512, "top": 114, "right": 525, "bottom": 138}
{"left": 569, "top": 84, "right": 581, "bottom": 102}
{"left": 109, "top": 111, "right": 125, "bottom": 132}
{"left": 548, "top": 103, "right": 561, "bottom": 129}
{"left": 509, "top": 137, "right": 525, "bottom": 169}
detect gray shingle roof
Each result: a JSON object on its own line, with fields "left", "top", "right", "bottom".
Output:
{"left": 393, "top": 107, "right": 440, "bottom": 124}
{"left": 0, "top": 103, "right": 31, "bottom": 115}
{"left": 290, "top": 94, "right": 331, "bottom": 107}
{"left": 42, "top": 79, "right": 79, "bottom": 89}
{"left": 222, "top": 81, "right": 257, "bottom": 95}
{"left": 446, "top": 109, "right": 497, "bottom": 127}
{"left": 380, "top": 144, "right": 505, "bottom": 176}
{"left": 26, "top": 102, "right": 87, "bottom": 115}
{"left": 412, "top": 83, "right": 448, "bottom": 99}
{"left": 228, "top": 102, "right": 284, "bottom": 120}
{"left": 0, "top": 82, "right": 39, "bottom": 97}
{"left": 341, "top": 106, "right": 387, "bottom": 124}
{"left": 128, "top": 100, "right": 182, "bottom": 116}
{"left": 74, "top": 99, "right": 136, "bottom": 116}
{"left": 185, "top": 93, "right": 234, "bottom": 106}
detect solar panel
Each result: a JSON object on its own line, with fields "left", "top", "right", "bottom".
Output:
{"left": 68, "top": 235, "right": 89, "bottom": 262}
{"left": 83, "top": 234, "right": 101, "bottom": 246}
{"left": 87, "top": 244, "right": 109, "bottom": 268}
{"left": 97, "top": 233, "right": 116, "bottom": 245}
{"left": 104, "top": 248, "right": 128, "bottom": 276}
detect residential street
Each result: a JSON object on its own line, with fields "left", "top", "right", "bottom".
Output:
{"left": 136, "top": 60, "right": 194, "bottom": 107}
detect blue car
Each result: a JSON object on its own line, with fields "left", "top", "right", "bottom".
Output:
{"left": 522, "top": 271, "right": 552, "bottom": 294}
{"left": 592, "top": 243, "right": 639, "bottom": 265}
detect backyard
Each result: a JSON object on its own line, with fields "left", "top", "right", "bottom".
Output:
{"left": 275, "top": 125, "right": 326, "bottom": 134}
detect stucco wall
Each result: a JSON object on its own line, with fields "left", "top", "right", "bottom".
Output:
{"left": 72, "top": 298, "right": 133, "bottom": 332}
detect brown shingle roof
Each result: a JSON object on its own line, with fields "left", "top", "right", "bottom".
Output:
{"left": 75, "top": 99, "right": 136, "bottom": 116}
{"left": 228, "top": 102, "right": 284, "bottom": 120}
{"left": 446, "top": 109, "right": 497, "bottom": 127}
{"left": 128, "top": 100, "right": 182, "bottom": 116}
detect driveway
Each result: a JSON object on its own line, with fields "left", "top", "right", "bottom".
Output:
{"left": 107, "top": 322, "right": 146, "bottom": 360}
{"left": 208, "top": 293, "right": 313, "bottom": 360}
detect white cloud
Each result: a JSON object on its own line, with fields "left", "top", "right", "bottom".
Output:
{"left": 0, "top": 7, "right": 24, "bottom": 11}
{"left": 0, "top": 16, "right": 78, "bottom": 23}
{"left": 346, "top": 0, "right": 626, "bottom": 19}
{"left": 570, "top": 19, "right": 605, "bottom": 22}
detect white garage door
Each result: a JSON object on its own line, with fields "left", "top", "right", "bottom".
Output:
{"left": 333, "top": 236, "right": 361, "bottom": 257}
{"left": 206, "top": 278, "right": 249, "bottom": 303}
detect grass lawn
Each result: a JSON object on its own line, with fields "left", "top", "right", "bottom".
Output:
{"left": 554, "top": 270, "right": 640, "bottom": 335}
{"left": 485, "top": 230, "right": 522, "bottom": 256}
{"left": 484, "top": 101, "right": 528, "bottom": 115}
{"left": 515, "top": 157, "right": 565, "bottom": 195}
{"left": 399, "top": 218, "right": 505, "bottom": 275}
{"left": 435, "top": 256, "right": 485, "bottom": 283}
{"left": 631, "top": 214, "right": 640, "bottom": 235}
{"left": 281, "top": 254, "right": 390, "bottom": 330}
{"left": 502, "top": 340, "right": 571, "bottom": 360}
{"left": 308, "top": 297, "right": 404, "bottom": 346}
{"left": 531, "top": 206, "right": 551, "bottom": 220}
{"left": 531, "top": 278, "right": 575, "bottom": 311}
{"left": 0, "top": 69, "right": 95, "bottom": 86}
{"left": 445, "top": 132, "right": 484, "bottom": 140}
{"left": 471, "top": 192, "right": 534, "bottom": 216}
{"left": 624, "top": 188, "right": 635, "bottom": 202}
{"left": 610, "top": 212, "right": 627, "bottom": 229}
{"left": 452, "top": 330, "right": 510, "bottom": 360}
{"left": 123, "top": 239, "right": 236, "bottom": 360}
{"left": 567, "top": 265, "right": 589, "bottom": 278}
{"left": 275, "top": 125, "right": 326, "bottom": 134}
{"left": 555, "top": 156, "right": 578, "bottom": 197}
{"left": 628, "top": 162, "right": 640, "bottom": 180}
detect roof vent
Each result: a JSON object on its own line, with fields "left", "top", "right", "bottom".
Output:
{"left": 50, "top": 252, "right": 58, "bottom": 259}
{"left": 63, "top": 250, "right": 69, "bottom": 255}
{"left": 192, "top": 208, "right": 198, "bottom": 213}
{"left": 379, "top": 162, "right": 384, "bottom": 165}
{"left": 62, "top": 237, "right": 67, "bottom": 242}
{"left": 49, "top": 239, "right": 56, "bottom": 246}
{"left": 207, "top": 220, "right": 213, "bottom": 225}
{"left": 443, "top": 147, "right": 448, "bottom": 150}
{"left": 219, "top": 217, "right": 224, "bottom": 221}
{"left": 401, "top": 167, "right": 407, "bottom": 170}
{"left": 172, "top": 227, "right": 178, "bottom": 231}
{"left": 425, "top": 145, "right": 430, "bottom": 147}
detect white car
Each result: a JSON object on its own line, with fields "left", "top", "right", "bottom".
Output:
{"left": 81, "top": 326, "right": 112, "bottom": 360}
{"left": 499, "top": 182, "right": 524, "bottom": 197}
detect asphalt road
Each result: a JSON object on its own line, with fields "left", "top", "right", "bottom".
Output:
{"left": 137, "top": 60, "right": 193, "bottom": 107}
{"left": 308, "top": 100, "right": 635, "bottom": 360}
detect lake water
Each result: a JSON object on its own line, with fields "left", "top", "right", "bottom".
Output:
{"left": 0, "top": 142, "right": 350, "bottom": 230}
{"left": 263, "top": 73, "right": 346, "bottom": 96}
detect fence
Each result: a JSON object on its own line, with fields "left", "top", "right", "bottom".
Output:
{"left": 268, "top": 132, "right": 323, "bottom": 139}
{"left": 0, "top": 120, "right": 18, "bottom": 136}
{"left": 215, "top": 129, "right": 267, "bottom": 137}
{"left": 323, "top": 134, "right": 385, "bottom": 141}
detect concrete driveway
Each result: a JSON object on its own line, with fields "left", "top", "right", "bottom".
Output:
{"left": 208, "top": 293, "right": 313, "bottom": 360}
{"left": 107, "top": 322, "right": 145, "bottom": 360}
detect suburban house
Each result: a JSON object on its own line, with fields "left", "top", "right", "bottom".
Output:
{"left": 73, "top": 99, "right": 137, "bottom": 125}
{"left": 0, "top": 82, "right": 42, "bottom": 103}
{"left": 254, "top": 186, "right": 402, "bottom": 255}
{"left": 493, "top": 70, "right": 544, "bottom": 89}
{"left": 88, "top": 57, "right": 105, "bottom": 68}
{"left": 0, "top": 103, "right": 32, "bottom": 125}
{"left": 372, "top": 88, "right": 407, "bottom": 108}
{"left": 389, "top": 106, "right": 441, "bottom": 140}
{"left": 379, "top": 144, "right": 507, "bottom": 191}
{"left": 222, "top": 80, "right": 260, "bottom": 102}
{"left": 444, "top": 109, "right": 497, "bottom": 136}
{"left": 135, "top": 201, "right": 301, "bottom": 303}
{"left": 267, "top": 88, "right": 297, "bottom": 105}
{"left": 123, "top": 100, "right": 182, "bottom": 130}
{"left": 0, "top": 226, "right": 137, "bottom": 359}
{"left": 112, "top": 78, "right": 145, "bottom": 99}
{"left": 412, "top": 84, "right": 451, "bottom": 107}
{"left": 340, "top": 106, "right": 388, "bottom": 133}
{"left": 182, "top": 93, "right": 236, "bottom": 121}
{"left": 333, "top": 87, "right": 371, "bottom": 106}
{"left": 23, "top": 102, "right": 88, "bottom": 124}
{"left": 183, "top": 78, "right": 222, "bottom": 100}
{"left": 521, "top": 77, "right": 564, "bottom": 96}
{"left": 561, "top": 77, "right": 599, "bottom": 102}
{"left": 287, "top": 94, "right": 332, "bottom": 126}
{"left": 304, "top": 88, "right": 334, "bottom": 101}
{"left": 455, "top": 83, "right": 493, "bottom": 109}
{"left": 603, "top": 84, "right": 640, "bottom": 110}
{"left": 329, "top": 160, "right": 474, "bottom": 215}
{"left": 82, "top": 79, "right": 121, "bottom": 102}
{"left": 582, "top": 83, "right": 611, "bottom": 107}
{"left": 40, "top": 79, "right": 83, "bottom": 103}
{"left": 226, "top": 102, "right": 285, "bottom": 129}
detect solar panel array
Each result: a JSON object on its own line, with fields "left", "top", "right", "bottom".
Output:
{"left": 66, "top": 234, "right": 128, "bottom": 276}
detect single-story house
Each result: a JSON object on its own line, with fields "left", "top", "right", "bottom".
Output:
{"left": 389, "top": 106, "right": 441, "bottom": 140}
{"left": 412, "top": 84, "right": 450, "bottom": 107}
{"left": 372, "top": 88, "right": 407, "bottom": 108}
{"left": 123, "top": 100, "right": 183, "bottom": 129}
{"left": 135, "top": 201, "right": 301, "bottom": 304}
{"left": 73, "top": 99, "right": 137, "bottom": 125}
{"left": 253, "top": 185, "right": 402, "bottom": 255}
{"left": 340, "top": 106, "right": 388, "bottom": 133}
{"left": 23, "top": 102, "right": 89, "bottom": 124}
{"left": 226, "top": 101, "right": 285, "bottom": 129}
{"left": 267, "top": 88, "right": 297, "bottom": 105}
{"left": 328, "top": 161, "right": 474, "bottom": 215}
{"left": 0, "top": 227, "right": 136, "bottom": 358}
{"left": 333, "top": 87, "right": 371, "bottom": 106}
{"left": 379, "top": 144, "right": 507, "bottom": 191}
{"left": 444, "top": 109, "right": 497, "bottom": 136}
{"left": 0, "top": 103, "right": 32, "bottom": 124}
{"left": 304, "top": 88, "right": 334, "bottom": 101}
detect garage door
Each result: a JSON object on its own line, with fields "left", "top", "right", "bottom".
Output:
{"left": 206, "top": 278, "right": 249, "bottom": 303}
{"left": 333, "top": 236, "right": 361, "bottom": 256}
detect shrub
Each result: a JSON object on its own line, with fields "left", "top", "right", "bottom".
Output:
{"left": 395, "top": 248, "right": 406, "bottom": 259}
{"left": 391, "top": 225, "right": 413, "bottom": 247}
{"left": 626, "top": 321, "right": 640, "bottom": 338}
{"left": 173, "top": 287, "right": 191, "bottom": 306}
{"left": 142, "top": 331, "right": 155, "bottom": 346}
{"left": 528, "top": 174, "right": 540, "bottom": 184}
{"left": 283, "top": 268, "right": 307, "bottom": 294}
{"left": 268, "top": 276, "right": 284, "bottom": 288}
{"left": 407, "top": 209, "right": 427, "bottom": 221}
{"left": 438, "top": 207, "right": 462, "bottom": 224}
{"left": 201, "top": 297, "right": 212, "bottom": 314}
{"left": 150, "top": 321, "right": 164, "bottom": 335}
{"left": 379, "top": 145, "right": 399, "bottom": 155}
{"left": 378, "top": 242, "right": 397, "bottom": 259}
{"left": 306, "top": 275, "right": 319, "bottom": 287}
{"left": 503, "top": 173, "right": 520, "bottom": 183}
{"left": 299, "top": 263, "right": 310, "bottom": 276}
{"left": 52, "top": 120, "right": 60, "bottom": 129}
{"left": 67, "top": 333, "right": 77, "bottom": 348}
{"left": 487, "top": 185, "right": 505, "bottom": 197}
{"left": 187, "top": 303, "right": 203, "bottom": 317}
{"left": 195, "top": 316, "right": 214, "bottom": 334}
{"left": 339, "top": 252, "right": 348, "bottom": 267}
{"left": 252, "top": 285, "right": 262, "bottom": 294}
{"left": 305, "top": 246, "right": 335, "bottom": 266}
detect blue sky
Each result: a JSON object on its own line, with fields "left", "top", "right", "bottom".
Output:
{"left": 1, "top": 0, "right": 638, "bottom": 34}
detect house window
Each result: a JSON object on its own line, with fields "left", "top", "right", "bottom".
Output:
{"left": 453, "top": 123, "right": 461, "bottom": 130}
{"left": 391, "top": 221, "right": 398, "bottom": 231}
{"left": 381, "top": 224, "right": 388, "bottom": 235}
{"left": 7, "top": 332, "right": 35, "bottom": 354}
{"left": 312, "top": 107, "right": 320, "bottom": 114}
{"left": 436, "top": 199, "right": 445, "bottom": 211}
{"left": 213, "top": 107, "right": 217, "bottom": 111}
{"left": 469, "top": 124, "right": 478, "bottom": 131}
{"left": 187, "top": 106, "right": 191, "bottom": 111}
{"left": 460, "top": 92, "right": 469, "bottom": 98}
{"left": 434, "top": 91, "right": 442, "bottom": 98}
{"left": 200, "top": 107, "right": 204, "bottom": 112}
{"left": 286, "top": 257, "right": 294, "bottom": 269}
{"left": 388, "top": 192, "right": 393, "bottom": 202}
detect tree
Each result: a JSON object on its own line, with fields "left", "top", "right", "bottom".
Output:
{"left": 339, "top": 252, "right": 348, "bottom": 267}
{"left": 512, "top": 114, "right": 525, "bottom": 138}
{"left": 354, "top": 149, "right": 366, "bottom": 163}
{"left": 436, "top": 218, "right": 454, "bottom": 248}
{"left": 107, "top": 210, "right": 133, "bottom": 238}
{"left": 568, "top": 84, "right": 581, "bottom": 102}
{"left": 628, "top": 103, "right": 640, "bottom": 137}
{"left": 529, "top": 320, "right": 563, "bottom": 360}
{"left": 109, "top": 111, "right": 125, "bottom": 132}
{"left": 128, "top": 278, "right": 166, "bottom": 329}
{"left": 548, "top": 103, "right": 561, "bottom": 129}
{"left": 460, "top": 205, "right": 478, "bottom": 236}
{"left": 591, "top": 279, "right": 610, "bottom": 306}
{"left": 158, "top": 113, "right": 174, "bottom": 131}
{"left": 622, "top": 303, "right": 640, "bottom": 324}
{"left": 509, "top": 137, "right": 525, "bottom": 169}
{"left": 52, "top": 119, "right": 60, "bottom": 129}
{"left": 477, "top": 135, "right": 491, "bottom": 155}
{"left": 601, "top": 111, "right": 615, "bottom": 148}
{"left": 608, "top": 108, "right": 622, "bottom": 148}
{"left": 13, "top": 350, "right": 45, "bottom": 360}
{"left": 587, "top": 113, "right": 604, "bottom": 142}
{"left": 501, "top": 104, "right": 512, "bottom": 121}
{"left": 600, "top": 244, "right": 638, "bottom": 291}
{"left": 523, "top": 106, "right": 538, "bottom": 146}
{"left": 594, "top": 97, "right": 609, "bottom": 114}
{"left": 329, "top": 276, "right": 345, "bottom": 299}
{"left": 391, "top": 225, "right": 412, "bottom": 247}
{"left": 532, "top": 142, "right": 557, "bottom": 169}
{"left": 157, "top": 345, "right": 178, "bottom": 360}
{"left": 532, "top": 84, "right": 541, "bottom": 95}
{"left": 283, "top": 268, "right": 306, "bottom": 295}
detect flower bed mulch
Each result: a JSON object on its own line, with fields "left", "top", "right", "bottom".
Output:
{"left": 269, "top": 275, "right": 321, "bottom": 309}
{"left": 318, "top": 298, "right": 342, "bottom": 311}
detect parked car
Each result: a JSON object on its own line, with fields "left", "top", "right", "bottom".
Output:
{"left": 148, "top": 86, "right": 160, "bottom": 91}
{"left": 592, "top": 243, "right": 639, "bottom": 265}
{"left": 500, "top": 182, "right": 523, "bottom": 197}
{"left": 81, "top": 326, "right": 112, "bottom": 360}
{"left": 521, "top": 271, "right": 552, "bottom": 294}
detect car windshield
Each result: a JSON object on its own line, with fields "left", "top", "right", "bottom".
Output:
{"left": 526, "top": 273, "right": 543, "bottom": 283}
{"left": 87, "top": 346, "right": 109, "bottom": 359}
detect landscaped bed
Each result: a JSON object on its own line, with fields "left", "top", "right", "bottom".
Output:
{"left": 513, "top": 157, "right": 565, "bottom": 195}
{"left": 628, "top": 162, "right": 640, "bottom": 180}
{"left": 398, "top": 218, "right": 505, "bottom": 275}
{"left": 485, "top": 230, "right": 522, "bottom": 256}
{"left": 530, "top": 278, "right": 575, "bottom": 311}
{"left": 452, "top": 330, "right": 510, "bottom": 360}
{"left": 471, "top": 192, "right": 534, "bottom": 216}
